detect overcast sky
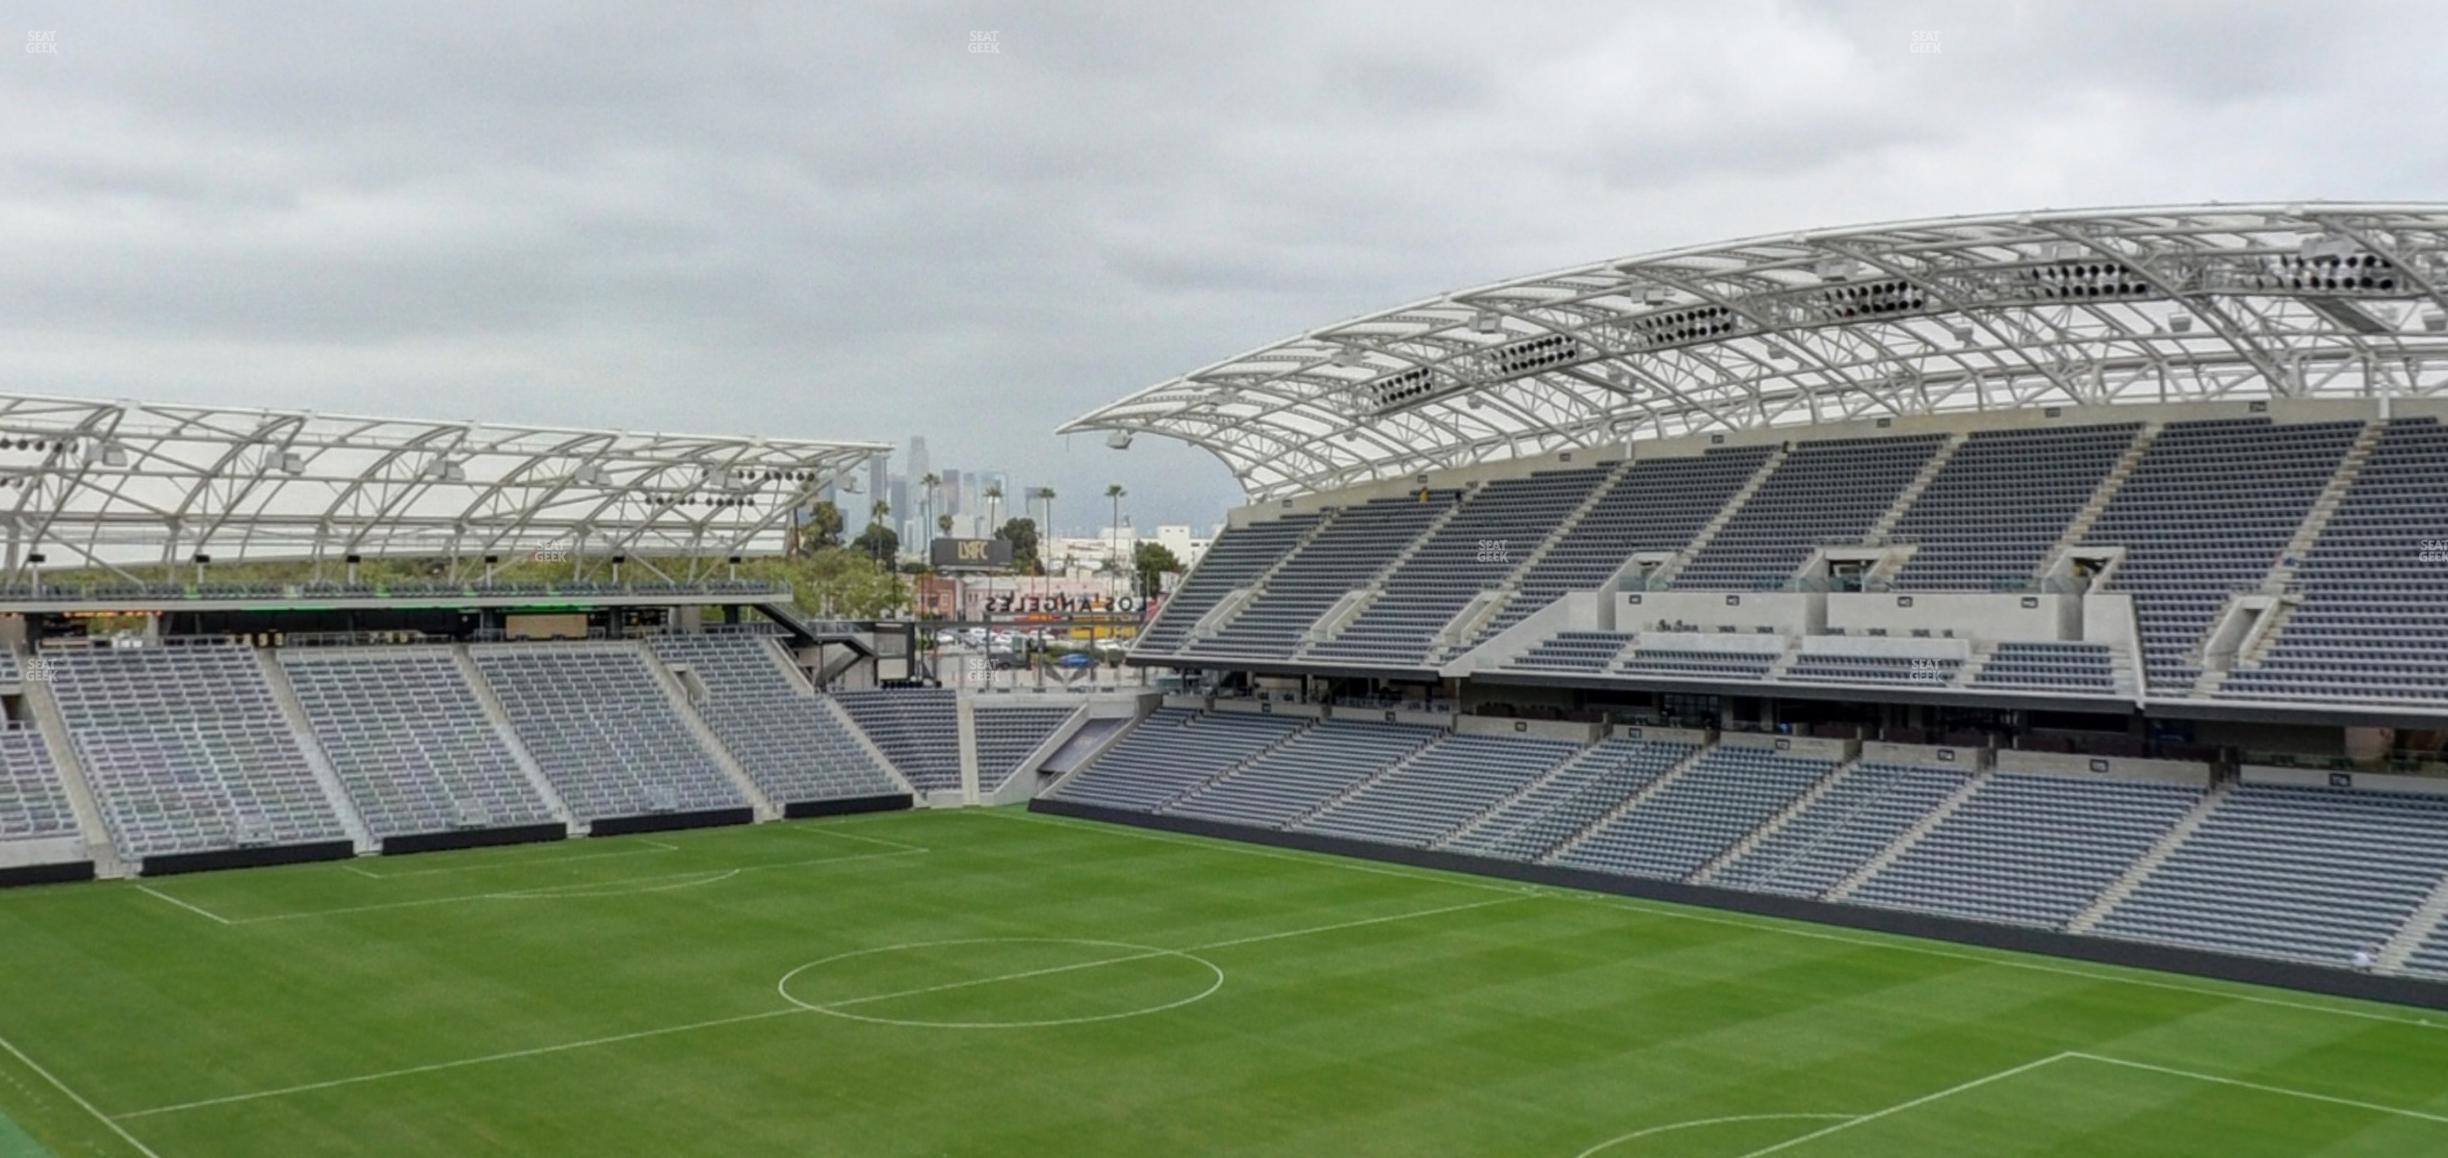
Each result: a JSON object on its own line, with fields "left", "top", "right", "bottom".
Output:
{"left": 4, "top": 2, "right": 2444, "bottom": 535}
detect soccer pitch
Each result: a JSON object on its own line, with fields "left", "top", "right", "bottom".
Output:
{"left": 1, "top": 809, "right": 2445, "bottom": 1156}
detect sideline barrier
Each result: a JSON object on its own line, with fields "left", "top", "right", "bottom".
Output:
{"left": 141, "top": 840, "right": 356, "bottom": 877}
{"left": 0, "top": 861, "right": 95, "bottom": 888}
{"left": 782, "top": 794, "right": 913, "bottom": 820}
{"left": 589, "top": 808, "right": 756, "bottom": 837}
{"left": 379, "top": 823, "right": 569, "bottom": 856}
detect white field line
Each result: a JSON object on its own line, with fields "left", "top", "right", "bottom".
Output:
{"left": 2066, "top": 1052, "right": 2448, "bottom": 1128}
{"left": 1725, "top": 1051, "right": 2448, "bottom": 1156}
{"left": 807, "top": 896, "right": 1527, "bottom": 1013}
{"left": 344, "top": 839, "right": 681, "bottom": 879}
{"left": 113, "top": 894, "right": 1526, "bottom": 1120}
{"left": 772, "top": 824, "right": 931, "bottom": 854}
{"left": 232, "top": 847, "right": 928, "bottom": 923}
{"left": 1573, "top": 1114, "right": 1859, "bottom": 1158}
{"left": 0, "top": 1029, "right": 164, "bottom": 1157}
{"left": 111, "top": 1009, "right": 804, "bottom": 1120}
{"left": 996, "top": 810, "right": 2448, "bottom": 1035}
{"left": 1733, "top": 1053, "right": 2076, "bottom": 1157}
{"left": 135, "top": 884, "right": 233, "bottom": 926}
{"left": 1193, "top": 896, "right": 1525, "bottom": 950}
{"left": 133, "top": 845, "right": 929, "bottom": 927}
{"left": 1546, "top": 891, "right": 2448, "bottom": 1035}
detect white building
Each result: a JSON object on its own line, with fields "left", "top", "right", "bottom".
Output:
{"left": 1041, "top": 522, "right": 1217, "bottom": 579}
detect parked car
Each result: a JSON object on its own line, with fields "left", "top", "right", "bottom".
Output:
{"left": 1054, "top": 651, "right": 1096, "bottom": 669}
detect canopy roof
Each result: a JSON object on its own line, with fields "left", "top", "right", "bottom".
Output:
{"left": 1063, "top": 203, "right": 2448, "bottom": 499}
{"left": 0, "top": 393, "right": 887, "bottom": 580}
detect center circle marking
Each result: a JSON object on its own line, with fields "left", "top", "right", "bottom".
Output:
{"left": 776, "top": 937, "right": 1225, "bottom": 1029}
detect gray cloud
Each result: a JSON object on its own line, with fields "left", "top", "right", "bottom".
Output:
{"left": 1, "top": 0, "right": 2442, "bottom": 533}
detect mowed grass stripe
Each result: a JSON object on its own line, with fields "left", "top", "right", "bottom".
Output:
{"left": 0, "top": 809, "right": 2435, "bottom": 1156}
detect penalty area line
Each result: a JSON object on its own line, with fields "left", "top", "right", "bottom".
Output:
{"left": 2065, "top": 1052, "right": 2448, "bottom": 1128}
{"left": 231, "top": 846, "right": 930, "bottom": 923}
{"left": 0, "top": 1029, "right": 164, "bottom": 1157}
{"left": 111, "top": 1008, "right": 805, "bottom": 1120}
{"left": 135, "top": 884, "right": 233, "bottom": 926}
{"left": 111, "top": 893, "right": 1521, "bottom": 1119}
{"left": 133, "top": 845, "right": 929, "bottom": 927}
{"left": 1732, "top": 1053, "right": 2076, "bottom": 1157}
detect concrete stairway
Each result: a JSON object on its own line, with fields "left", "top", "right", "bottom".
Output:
{"left": 452, "top": 644, "right": 579, "bottom": 830}
{"left": 2065, "top": 780, "right": 2231, "bottom": 933}
{"left": 1442, "top": 460, "right": 1636, "bottom": 655}
{"left": 1152, "top": 718, "right": 1318, "bottom": 812}
{"left": 253, "top": 649, "right": 377, "bottom": 853}
{"left": 1187, "top": 511, "right": 1342, "bottom": 646}
{"left": 1293, "top": 733, "right": 1445, "bottom": 829}
{"left": 2049, "top": 421, "right": 2162, "bottom": 564}
{"left": 820, "top": 695, "right": 922, "bottom": 799}
{"left": 1867, "top": 432, "right": 1968, "bottom": 543}
{"left": 636, "top": 642, "right": 774, "bottom": 818}
{"left": 2267, "top": 418, "right": 2382, "bottom": 590}
{"left": 1297, "top": 488, "right": 1475, "bottom": 656}
{"left": 1957, "top": 641, "right": 1999, "bottom": 685}
{"left": 2378, "top": 870, "right": 2448, "bottom": 975}
{"left": 1822, "top": 768, "right": 1994, "bottom": 902}
{"left": 1688, "top": 757, "right": 1862, "bottom": 885}
{"left": 15, "top": 648, "right": 125, "bottom": 876}
{"left": 1654, "top": 444, "right": 1789, "bottom": 586}
{"left": 1430, "top": 742, "right": 1593, "bottom": 848}
{"left": 1539, "top": 743, "right": 1715, "bottom": 864}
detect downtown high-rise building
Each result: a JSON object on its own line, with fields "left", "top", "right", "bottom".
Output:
{"left": 865, "top": 455, "right": 889, "bottom": 528}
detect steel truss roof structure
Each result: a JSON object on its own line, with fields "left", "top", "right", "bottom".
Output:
{"left": 1063, "top": 203, "right": 2448, "bottom": 500}
{"left": 0, "top": 393, "right": 887, "bottom": 582}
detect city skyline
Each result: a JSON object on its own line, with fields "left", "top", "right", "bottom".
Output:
{"left": 9, "top": 6, "right": 2446, "bottom": 532}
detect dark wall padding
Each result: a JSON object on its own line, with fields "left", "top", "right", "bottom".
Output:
{"left": 379, "top": 823, "right": 569, "bottom": 856}
{"left": 588, "top": 807, "right": 755, "bottom": 836}
{"left": 1030, "top": 798, "right": 2448, "bottom": 1013}
{"left": 141, "top": 840, "right": 357, "bottom": 877}
{"left": 0, "top": 860, "right": 95, "bottom": 888}
{"left": 782, "top": 794, "right": 912, "bottom": 820}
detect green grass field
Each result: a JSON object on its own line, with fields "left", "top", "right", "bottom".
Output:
{"left": 1, "top": 807, "right": 2446, "bottom": 1156}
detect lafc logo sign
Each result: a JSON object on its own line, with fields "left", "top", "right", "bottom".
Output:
{"left": 929, "top": 537, "right": 1015, "bottom": 570}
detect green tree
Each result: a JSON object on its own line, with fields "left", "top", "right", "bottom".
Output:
{"left": 795, "top": 499, "right": 844, "bottom": 554}
{"left": 996, "top": 516, "right": 1041, "bottom": 575}
{"left": 1133, "top": 541, "right": 1183, "bottom": 593}
{"left": 852, "top": 521, "right": 899, "bottom": 564}
{"left": 737, "top": 546, "right": 906, "bottom": 617}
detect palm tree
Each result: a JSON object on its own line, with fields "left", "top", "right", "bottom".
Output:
{"left": 983, "top": 483, "right": 1004, "bottom": 537}
{"left": 918, "top": 472, "right": 942, "bottom": 552}
{"left": 937, "top": 513, "right": 954, "bottom": 540}
{"left": 866, "top": 499, "right": 893, "bottom": 563}
{"left": 1035, "top": 487, "right": 1057, "bottom": 574}
{"left": 1104, "top": 483, "right": 1128, "bottom": 573}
